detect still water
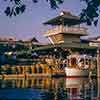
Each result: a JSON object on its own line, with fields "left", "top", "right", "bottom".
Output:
{"left": 0, "top": 78, "right": 99, "bottom": 100}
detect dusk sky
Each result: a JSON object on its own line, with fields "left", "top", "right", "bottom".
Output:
{"left": 0, "top": 0, "right": 100, "bottom": 43}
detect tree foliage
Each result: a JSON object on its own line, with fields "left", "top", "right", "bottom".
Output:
{"left": 4, "top": 0, "right": 26, "bottom": 16}
{"left": 4, "top": 0, "right": 64, "bottom": 17}
{"left": 3, "top": 0, "right": 100, "bottom": 26}
{"left": 80, "top": 0, "right": 100, "bottom": 26}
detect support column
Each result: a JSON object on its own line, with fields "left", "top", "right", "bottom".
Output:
{"left": 34, "top": 65, "right": 37, "bottom": 73}
{"left": 17, "top": 66, "right": 21, "bottom": 74}
{"left": 97, "top": 48, "right": 100, "bottom": 77}
{"left": 45, "top": 65, "right": 49, "bottom": 74}
{"left": 40, "top": 64, "right": 44, "bottom": 73}
{"left": 31, "top": 65, "right": 34, "bottom": 74}
{"left": 25, "top": 65, "right": 29, "bottom": 74}
{"left": 11, "top": 66, "right": 16, "bottom": 74}
{"left": 22, "top": 66, "right": 25, "bottom": 74}
{"left": 98, "top": 78, "right": 100, "bottom": 99}
{"left": 36, "top": 64, "right": 39, "bottom": 73}
{"left": 97, "top": 48, "right": 100, "bottom": 99}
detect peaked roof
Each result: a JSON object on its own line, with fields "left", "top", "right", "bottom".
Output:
{"left": 30, "top": 37, "right": 39, "bottom": 43}
{"left": 43, "top": 11, "right": 85, "bottom": 26}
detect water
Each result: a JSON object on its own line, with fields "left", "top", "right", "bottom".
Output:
{"left": 0, "top": 77, "right": 99, "bottom": 100}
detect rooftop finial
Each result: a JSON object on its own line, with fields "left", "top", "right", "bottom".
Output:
{"left": 60, "top": 11, "right": 71, "bottom": 16}
{"left": 60, "top": 11, "right": 64, "bottom": 16}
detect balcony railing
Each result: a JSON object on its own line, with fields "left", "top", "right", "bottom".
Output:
{"left": 44, "top": 26, "right": 87, "bottom": 37}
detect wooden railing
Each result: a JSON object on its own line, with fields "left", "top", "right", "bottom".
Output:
{"left": 44, "top": 26, "right": 87, "bottom": 36}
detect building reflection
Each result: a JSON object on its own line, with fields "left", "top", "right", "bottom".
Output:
{"left": 0, "top": 78, "right": 64, "bottom": 89}
{"left": 65, "top": 78, "right": 97, "bottom": 100}
{"left": 0, "top": 78, "right": 98, "bottom": 100}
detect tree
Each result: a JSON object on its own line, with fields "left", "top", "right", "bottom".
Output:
{"left": 4, "top": 0, "right": 64, "bottom": 17}
{"left": 80, "top": 0, "right": 100, "bottom": 26}
{"left": 3, "top": 0, "right": 100, "bottom": 26}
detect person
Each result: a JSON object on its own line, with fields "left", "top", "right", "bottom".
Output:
{"left": 63, "top": 59, "right": 68, "bottom": 68}
{"left": 84, "top": 61, "right": 89, "bottom": 69}
{"left": 78, "top": 58, "right": 84, "bottom": 69}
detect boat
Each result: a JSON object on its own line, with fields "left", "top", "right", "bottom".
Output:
{"left": 64, "top": 53, "right": 96, "bottom": 78}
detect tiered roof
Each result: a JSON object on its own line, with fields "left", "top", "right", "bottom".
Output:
{"left": 43, "top": 11, "right": 84, "bottom": 26}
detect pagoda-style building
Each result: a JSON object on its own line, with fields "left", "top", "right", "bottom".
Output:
{"left": 43, "top": 11, "right": 87, "bottom": 46}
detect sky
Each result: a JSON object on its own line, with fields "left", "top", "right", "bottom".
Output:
{"left": 0, "top": 0, "right": 100, "bottom": 43}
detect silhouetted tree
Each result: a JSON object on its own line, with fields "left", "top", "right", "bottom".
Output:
{"left": 3, "top": 0, "right": 100, "bottom": 26}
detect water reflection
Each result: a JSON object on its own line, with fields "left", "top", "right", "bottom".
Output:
{"left": 66, "top": 78, "right": 97, "bottom": 100}
{"left": 0, "top": 78, "right": 98, "bottom": 100}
